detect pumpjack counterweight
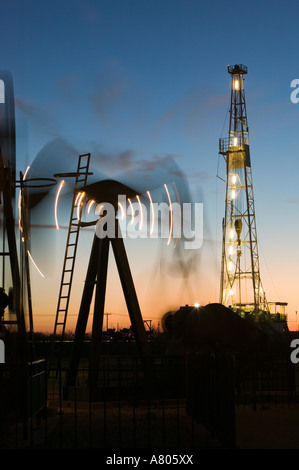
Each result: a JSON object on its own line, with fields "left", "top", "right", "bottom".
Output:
{"left": 219, "top": 64, "right": 268, "bottom": 315}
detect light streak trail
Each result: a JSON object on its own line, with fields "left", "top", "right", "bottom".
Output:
{"left": 54, "top": 180, "right": 65, "bottom": 229}
{"left": 147, "top": 190, "right": 155, "bottom": 235}
{"left": 76, "top": 191, "right": 85, "bottom": 221}
{"left": 95, "top": 204, "right": 104, "bottom": 216}
{"left": 74, "top": 191, "right": 81, "bottom": 206}
{"left": 27, "top": 250, "right": 45, "bottom": 278}
{"left": 128, "top": 198, "right": 134, "bottom": 225}
{"left": 18, "top": 190, "right": 22, "bottom": 234}
{"left": 136, "top": 195, "right": 143, "bottom": 230}
{"left": 18, "top": 166, "right": 30, "bottom": 235}
{"left": 23, "top": 165, "right": 30, "bottom": 180}
{"left": 87, "top": 199, "right": 95, "bottom": 214}
{"left": 118, "top": 201, "right": 125, "bottom": 220}
{"left": 164, "top": 183, "right": 173, "bottom": 245}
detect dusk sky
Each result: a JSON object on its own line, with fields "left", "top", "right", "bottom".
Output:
{"left": 1, "top": 0, "right": 299, "bottom": 332}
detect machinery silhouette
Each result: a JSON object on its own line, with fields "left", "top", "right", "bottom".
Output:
{"left": 0, "top": 71, "right": 197, "bottom": 405}
{"left": 218, "top": 64, "right": 288, "bottom": 333}
{"left": 24, "top": 135, "right": 196, "bottom": 389}
{"left": 0, "top": 67, "right": 291, "bottom": 412}
{"left": 161, "top": 65, "right": 290, "bottom": 357}
{"left": 0, "top": 72, "right": 57, "bottom": 362}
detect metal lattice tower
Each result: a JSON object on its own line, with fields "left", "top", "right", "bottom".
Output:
{"left": 219, "top": 64, "right": 268, "bottom": 315}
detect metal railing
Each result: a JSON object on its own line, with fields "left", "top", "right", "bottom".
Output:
{"left": 1, "top": 352, "right": 298, "bottom": 449}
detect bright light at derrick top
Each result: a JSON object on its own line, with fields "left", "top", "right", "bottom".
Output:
{"left": 234, "top": 78, "right": 240, "bottom": 90}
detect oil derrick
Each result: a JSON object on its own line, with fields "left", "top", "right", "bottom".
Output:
{"left": 219, "top": 64, "right": 268, "bottom": 317}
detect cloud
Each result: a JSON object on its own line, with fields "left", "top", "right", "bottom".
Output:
{"left": 93, "top": 79, "right": 126, "bottom": 120}
{"left": 92, "top": 63, "right": 130, "bottom": 124}
{"left": 54, "top": 75, "right": 79, "bottom": 105}
{"left": 286, "top": 197, "right": 299, "bottom": 204}
{"left": 188, "top": 170, "right": 214, "bottom": 184}
{"left": 87, "top": 142, "right": 135, "bottom": 175}
{"left": 75, "top": 0, "right": 102, "bottom": 25}
{"left": 152, "top": 88, "right": 228, "bottom": 136}
{"left": 15, "top": 97, "right": 59, "bottom": 135}
{"left": 118, "top": 150, "right": 134, "bottom": 170}
{"left": 135, "top": 154, "right": 177, "bottom": 173}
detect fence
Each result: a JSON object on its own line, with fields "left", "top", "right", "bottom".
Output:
{"left": 0, "top": 352, "right": 298, "bottom": 449}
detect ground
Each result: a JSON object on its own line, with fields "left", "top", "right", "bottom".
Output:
{"left": 236, "top": 405, "right": 299, "bottom": 449}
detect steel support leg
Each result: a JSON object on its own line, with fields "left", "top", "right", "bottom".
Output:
{"left": 89, "top": 236, "right": 109, "bottom": 389}
{"left": 110, "top": 220, "right": 151, "bottom": 359}
{"left": 66, "top": 234, "right": 101, "bottom": 386}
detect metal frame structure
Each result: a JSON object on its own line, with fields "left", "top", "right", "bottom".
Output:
{"left": 66, "top": 221, "right": 151, "bottom": 388}
{"left": 219, "top": 64, "right": 268, "bottom": 315}
{"left": 53, "top": 154, "right": 91, "bottom": 355}
{"left": 50, "top": 156, "right": 151, "bottom": 389}
{"left": 0, "top": 72, "right": 27, "bottom": 360}
{"left": 0, "top": 72, "right": 57, "bottom": 361}
{"left": 18, "top": 170, "right": 34, "bottom": 336}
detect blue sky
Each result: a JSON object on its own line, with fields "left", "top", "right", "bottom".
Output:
{"left": 1, "top": 0, "right": 299, "bottom": 331}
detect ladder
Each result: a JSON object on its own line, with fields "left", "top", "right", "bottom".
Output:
{"left": 53, "top": 153, "right": 91, "bottom": 349}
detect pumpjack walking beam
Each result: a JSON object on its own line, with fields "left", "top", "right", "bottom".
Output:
{"left": 66, "top": 219, "right": 151, "bottom": 388}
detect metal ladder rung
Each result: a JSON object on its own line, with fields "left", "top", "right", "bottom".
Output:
{"left": 53, "top": 152, "right": 91, "bottom": 358}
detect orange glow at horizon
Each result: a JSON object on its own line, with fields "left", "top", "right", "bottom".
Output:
{"left": 24, "top": 221, "right": 298, "bottom": 334}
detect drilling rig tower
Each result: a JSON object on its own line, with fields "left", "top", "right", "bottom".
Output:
{"left": 219, "top": 64, "right": 268, "bottom": 317}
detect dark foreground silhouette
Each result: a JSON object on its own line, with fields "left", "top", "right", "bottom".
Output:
{"left": 161, "top": 303, "right": 289, "bottom": 355}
